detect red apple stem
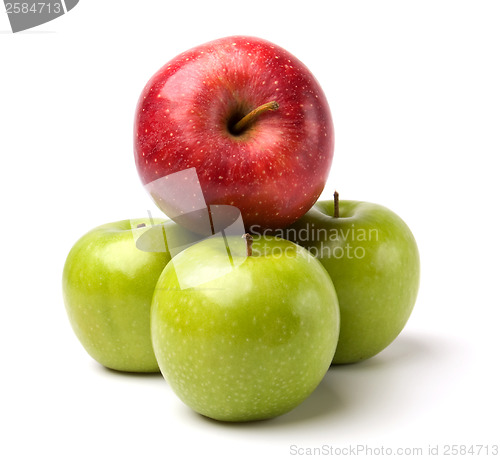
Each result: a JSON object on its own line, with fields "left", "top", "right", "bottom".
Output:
{"left": 334, "top": 191, "right": 340, "bottom": 218}
{"left": 232, "top": 101, "right": 279, "bottom": 134}
{"left": 242, "top": 233, "right": 253, "bottom": 256}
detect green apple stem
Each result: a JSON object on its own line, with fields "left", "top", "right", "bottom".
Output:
{"left": 232, "top": 101, "right": 279, "bottom": 134}
{"left": 242, "top": 233, "right": 253, "bottom": 256}
{"left": 334, "top": 191, "right": 340, "bottom": 218}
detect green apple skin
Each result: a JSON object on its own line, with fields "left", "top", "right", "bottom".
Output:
{"left": 285, "top": 200, "right": 420, "bottom": 364}
{"left": 151, "top": 236, "right": 340, "bottom": 422}
{"left": 62, "top": 218, "right": 173, "bottom": 373}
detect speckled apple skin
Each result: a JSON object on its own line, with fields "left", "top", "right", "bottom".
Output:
{"left": 63, "top": 218, "right": 169, "bottom": 373}
{"left": 151, "top": 236, "right": 340, "bottom": 422}
{"left": 134, "top": 35, "right": 334, "bottom": 230}
{"left": 286, "top": 200, "right": 420, "bottom": 364}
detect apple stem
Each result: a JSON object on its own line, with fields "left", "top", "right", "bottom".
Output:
{"left": 242, "top": 233, "right": 253, "bottom": 256}
{"left": 232, "top": 101, "right": 279, "bottom": 134}
{"left": 334, "top": 191, "right": 340, "bottom": 218}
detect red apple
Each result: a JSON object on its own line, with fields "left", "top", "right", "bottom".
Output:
{"left": 134, "top": 35, "right": 334, "bottom": 230}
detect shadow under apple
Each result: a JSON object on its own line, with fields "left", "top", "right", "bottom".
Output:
{"left": 93, "top": 362, "right": 164, "bottom": 379}
{"left": 90, "top": 330, "right": 463, "bottom": 432}
{"left": 190, "top": 331, "right": 458, "bottom": 430}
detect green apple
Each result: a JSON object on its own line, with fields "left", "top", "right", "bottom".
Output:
{"left": 285, "top": 195, "right": 420, "bottom": 364}
{"left": 63, "top": 218, "right": 176, "bottom": 373}
{"left": 151, "top": 235, "right": 340, "bottom": 422}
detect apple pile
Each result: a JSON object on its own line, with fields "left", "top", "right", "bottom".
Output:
{"left": 63, "top": 36, "right": 419, "bottom": 422}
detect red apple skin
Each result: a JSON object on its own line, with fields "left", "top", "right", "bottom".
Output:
{"left": 134, "top": 36, "right": 334, "bottom": 230}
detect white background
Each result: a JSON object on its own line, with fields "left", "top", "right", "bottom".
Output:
{"left": 1, "top": 1, "right": 499, "bottom": 458}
